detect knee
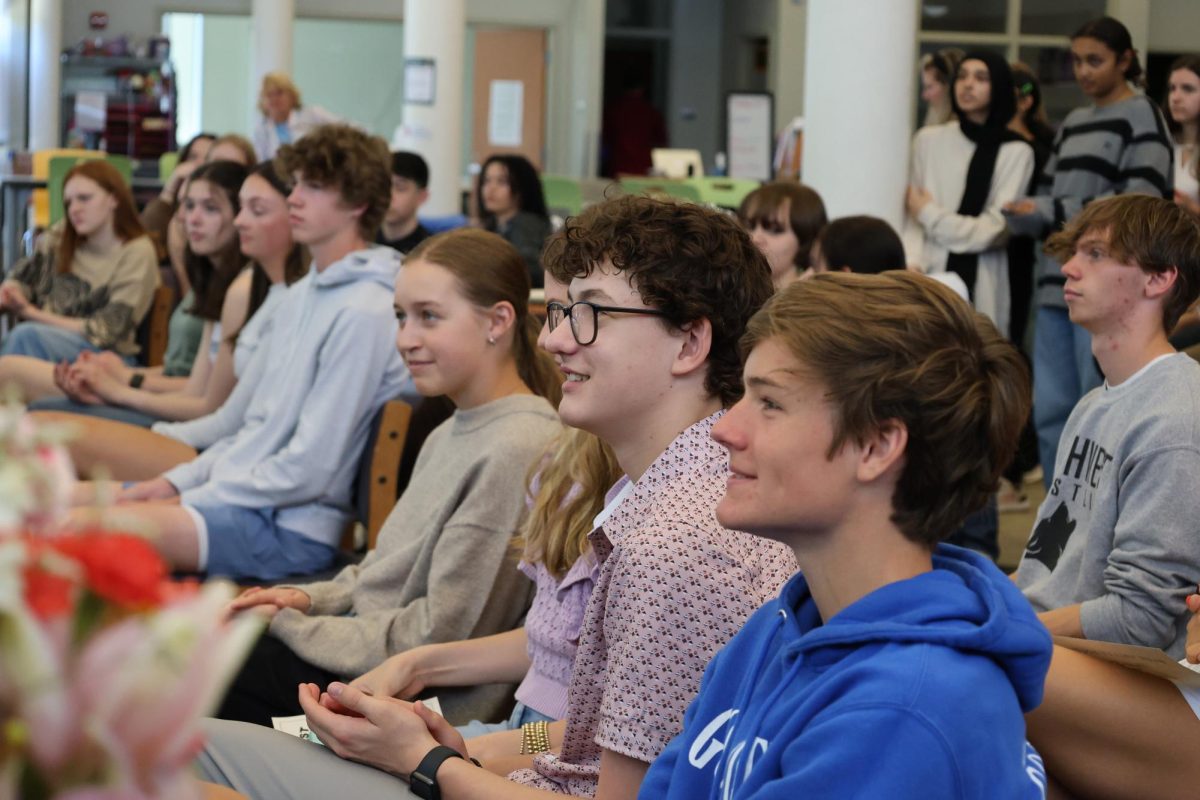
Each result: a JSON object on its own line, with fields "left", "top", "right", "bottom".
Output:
{"left": 1, "top": 322, "right": 52, "bottom": 358}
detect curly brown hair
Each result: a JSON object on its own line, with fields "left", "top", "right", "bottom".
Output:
{"left": 274, "top": 124, "right": 391, "bottom": 241}
{"left": 1045, "top": 194, "right": 1200, "bottom": 332}
{"left": 743, "top": 271, "right": 1030, "bottom": 547}
{"left": 542, "top": 195, "right": 773, "bottom": 406}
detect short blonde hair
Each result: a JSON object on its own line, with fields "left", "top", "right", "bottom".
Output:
{"left": 259, "top": 72, "right": 302, "bottom": 114}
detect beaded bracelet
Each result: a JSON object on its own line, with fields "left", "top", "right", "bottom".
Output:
{"left": 519, "top": 720, "right": 551, "bottom": 754}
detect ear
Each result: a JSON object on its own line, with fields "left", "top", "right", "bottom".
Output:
{"left": 417, "top": 188, "right": 429, "bottom": 207}
{"left": 669, "top": 317, "right": 713, "bottom": 380}
{"left": 1145, "top": 265, "right": 1178, "bottom": 301}
{"left": 485, "top": 300, "right": 517, "bottom": 342}
{"left": 857, "top": 418, "right": 907, "bottom": 484}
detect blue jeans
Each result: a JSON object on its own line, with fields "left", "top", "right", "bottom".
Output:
{"left": 0, "top": 321, "right": 134, "bottom": 364}
{"left": 1032, "top": 306, "right": 1102, "bottom": 489}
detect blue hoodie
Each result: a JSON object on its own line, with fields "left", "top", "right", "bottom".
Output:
{"left": 640, "top": 545, "right": 1053, "bottom": 799}
{"left": 163, "top": 245, "right": 413, "bottom": 551}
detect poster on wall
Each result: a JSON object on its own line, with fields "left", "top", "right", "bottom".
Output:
{"left": 404, "top": 58, "right": 436, "bottom": 105}
{"left": 726, "top": 92, "right": 774, "bottom": 181}
{"left": 488, "top": 79, "right": 524, "bottom": 147}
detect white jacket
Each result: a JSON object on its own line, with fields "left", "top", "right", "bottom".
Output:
{"left": 163, "top": 245, "right": 413, "bottom": 546}
{"left": 253, "top": 106, "right": 340, "bottom": 160}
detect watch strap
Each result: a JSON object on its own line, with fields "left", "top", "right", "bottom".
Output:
{"left": 129, "top": 372, "right": 145, "bottom": 389}
{"left": 410, "top": 745, "right": 465, "bottom": 800}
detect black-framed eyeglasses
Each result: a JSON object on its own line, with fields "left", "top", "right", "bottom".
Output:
{"left": 545, "top": 300, "right": 668, "bottom": 346}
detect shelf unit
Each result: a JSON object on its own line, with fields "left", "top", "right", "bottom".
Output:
{"left": 59, "top": 54, "right": 176, "bottom": 161}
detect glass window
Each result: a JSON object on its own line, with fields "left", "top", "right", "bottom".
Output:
{"left": 606, "top": 0, "right": 672, "bottom": 31}
{"left": 920, "top": 0, "right": 1006, "bottom": 34}
{"left": 1018, "top": 46, "right": 1088, "bottom": 130}
{"left": 1020, "top": 0, "right": 1106, "bottom": 37}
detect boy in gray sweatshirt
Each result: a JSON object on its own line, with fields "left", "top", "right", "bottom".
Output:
{"left": 1013, "top": 194, "right": 1200, "bottom": 658}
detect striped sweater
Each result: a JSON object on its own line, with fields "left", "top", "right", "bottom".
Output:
{"left": 1006, "top": 93, "right": 1173, "bottom": 308}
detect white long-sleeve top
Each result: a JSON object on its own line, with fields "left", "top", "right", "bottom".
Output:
{"left": 902, "top": 122, "right": 1034, "bottom": 337}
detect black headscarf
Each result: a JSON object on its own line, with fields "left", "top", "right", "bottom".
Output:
{"left": 946, "top": 50, "right": 1026, "bottom": 298}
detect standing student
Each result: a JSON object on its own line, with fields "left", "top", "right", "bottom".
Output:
{"left": 1004, "top": 16, "right": 1173, "bottom": 487}
{"left": 67, "top": 124, "right": 411, "bottom": 582}
{"left": 737, "top": 181, "right": 827, "bottom": 289}
{"left": 206, "top": 196, "right": 796, "bottom": 800}
{"left": 378, "top": 151, "right": 432, "bottom": 254}
{"left": 1167, "top": 55, "right": 1200, "bottom": 217}
{"left": 0, "top": 160, "right": 158, "bottom": 365}
{"left": 477, "top": 154, "right": 552, "bottom": 289}
{"left": 1012, "top": 194, "right": 1200, "bottom": 659}
{"left": 920, "top": 48, "right": 965, "bottom": 127}
{"left": 31, "top": 161, "right": 306, "bottom": 481}
{"left": 211, "top": 227, "right": 563, "bottom": 728}
{"left": 904, "top": 52, "right": 1034, "bottom": 336}
{"left": 642, "top": 271, "right": 1050, "bottom": 798}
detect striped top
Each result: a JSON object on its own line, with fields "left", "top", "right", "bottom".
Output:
{"left": 1007, "top": 93, "right": 1173, "bottom": 308}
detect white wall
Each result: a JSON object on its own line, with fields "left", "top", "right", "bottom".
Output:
{"left": 1146, "top": 0, "right": 1200, "bottom": 52}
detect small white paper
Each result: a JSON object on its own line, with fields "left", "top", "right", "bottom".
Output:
{"left": 271, "top": 695, "right": 444, "bottom": 747}
{"left": 75, "top": 91, "right": 107, "bottom": 133}
{"left": 404, "top": 58, "right": 436, "bottom": 106}
{"left": 488, "top": 80, "right": 524, "bottom": 147}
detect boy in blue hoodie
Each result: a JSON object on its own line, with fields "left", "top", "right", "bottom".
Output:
{"left": 69, "top": 124, "right": 411, "bottom": 581}
{"left": 640, "top": 270, "right": 1054, "bottom": 798}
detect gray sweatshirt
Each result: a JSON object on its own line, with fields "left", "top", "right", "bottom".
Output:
{"left": 270, "top": 393, "right": 562, "bottom": 723}
{"left": 1014, "top": 354, "right": 1200, "bottom": 658}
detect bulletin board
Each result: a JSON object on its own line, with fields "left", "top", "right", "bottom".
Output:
{"left": 725, "top": 92, "right": 774, "bottom": 181}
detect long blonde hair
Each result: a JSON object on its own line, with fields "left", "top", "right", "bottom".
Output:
{"left": 517, "top": 428, "right": 622, "bottom": 579}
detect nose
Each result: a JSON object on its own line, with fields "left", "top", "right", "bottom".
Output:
{"left": 711, "top": 397, "right": 749, "bottom": 451}
{"left": 395, "top": 318, "right": 419, "bottom": 352}
{"left": 287, "top": 186, "right": 303, "bottom": 209}
{"left": 1061, "top": 254, "right": 1081, "bottom": 279}
{"left": 541, "top": 311, "right": 578, "bottom": 356}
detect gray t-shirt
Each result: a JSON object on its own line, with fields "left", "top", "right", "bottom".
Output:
{"left": 1015, "top": 353, "right": 1200, "bottom": 658}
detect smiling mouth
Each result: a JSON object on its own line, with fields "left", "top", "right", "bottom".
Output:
{"left": 564, "top": 374, "right": 588, "bottom": 383}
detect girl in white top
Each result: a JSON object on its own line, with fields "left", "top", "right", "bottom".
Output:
{"left": 1168, "top": 56, "right": 1200, "bottom": 216}
{"left": 903, "top": 51, "right": 1034, "bottom": 337}
{"left": 30, "top": 161, "right": 305, "bottom": 482}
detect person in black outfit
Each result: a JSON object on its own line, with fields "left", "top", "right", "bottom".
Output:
{"left": 377, "top": 151, "right": 432, "bottom": 255}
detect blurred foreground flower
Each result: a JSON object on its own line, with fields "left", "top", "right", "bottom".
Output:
{"left": 0, "top": 403, "right": 263, "bottom": 799}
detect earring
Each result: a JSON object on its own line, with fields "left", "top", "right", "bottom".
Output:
{"left": 487, "top": 335, "right": 496, "bottom": 345}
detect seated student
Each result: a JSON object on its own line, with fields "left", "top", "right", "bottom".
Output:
{"left": 207, "top": 134, "right": 258, "bottom": 168}
{"left": 66, "top": 124, "right": 411, "bottom": 582}
{"left": 737, "top": 181, "right": 827, "bottom": 289}
{"left": 198, "top": 195, "right": 797, "bottom": 800}
{"left": 0, "top": 160, "right": 158, "bottom": 366}
{"left": 378, "top": 151, "right": 432, "bottom": 254}
{"left": 477, "top": 154, "right": 552, "bottom": 289}
{"left": 1013, "top": 194, "right": 1200, "bottom": 658}
{"left": 212, "top": 227, "right": 563, "bottom": 727}
{"left": 643, "top": 270, "right": 1050, "bottom": 797}
{"left": 31, "top": 161, "right": 306, "bottom": 482}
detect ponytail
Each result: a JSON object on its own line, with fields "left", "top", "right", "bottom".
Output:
{"left": 514, "top": 313, "right": 563, "bottom": 407}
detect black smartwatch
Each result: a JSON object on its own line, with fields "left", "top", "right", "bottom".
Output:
{"left": 410, "top": 745, "right": 477, "bottom": 800}
{"left": 129, "top": 372, "right": 145, "bottom": 389}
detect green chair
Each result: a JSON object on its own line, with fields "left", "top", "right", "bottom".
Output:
{"left": 159, "top": 151, "right": 180, "bottom": 182}
{"left": 618, "top": 176, "right": 702, "bottom": 204}
{"left": 686, "top": 176, "right": 761, "bottom": 210}
{"left": 541, "top": 174, "right": 584, "bottom": 216}
{"left": 48, "top": 154, "right": 134, "bottom": 227}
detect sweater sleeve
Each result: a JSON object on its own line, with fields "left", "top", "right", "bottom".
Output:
{"left": 176, "top": 303, "right": 396, "bottom": 510}
{"left": 900, "top": 130, "right": 929, "bottom": 269}
{"left": 272, "top": 521, "right": 523, "bottom": 677}
{"left": 1078, "top": 445, "right": 1200, "bottom": 652}
{"left": 82, "top": 236, "right": 159, "bottom": 350}
{"left": 917, "top": 142, "right": 1034, "bottom": 254}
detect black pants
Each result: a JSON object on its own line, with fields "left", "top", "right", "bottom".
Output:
{"left": 216, "top": 633, "right": 342, "bottom": 727}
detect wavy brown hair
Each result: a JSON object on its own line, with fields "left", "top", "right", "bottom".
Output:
{"left": 407, "top": 228, "right": 563, "bottom": 406}
{"left": 738, "top": 181, "right": 828, "bottom": 271}
{"left": 516, "top": 428, "right": 621, "bottom": 579}
{"left": 57, "top": 160, "right": 147, "bottom": 274}
{"left": 1046, "top": 194, "right": 1200, "bottom": 332}
{"left": 543, "top": 194, "right": 773, "bottom": 406}
{"left": 743, "top": 271, "right": 1030, "bottom": 547}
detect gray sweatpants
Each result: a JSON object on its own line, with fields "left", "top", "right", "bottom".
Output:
{"left": 196, "top": 718, "right": 419, "bottom": 799}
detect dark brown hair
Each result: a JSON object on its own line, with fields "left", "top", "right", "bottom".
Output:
{"left": 738, "top": 181, "right": 828, "bottom": 271}
{"left": 184, "top": 160, "right": 248, "bottom": 321}
{"left": 1046, "top": 194, "right": 1200, "bottom": 331}
{"left": 58, "top": 160, "right": 147, "bottom": 275}
{"left": 743, "top": 271, "right": 1030, "bottom": 547}
{"left": 407, "top": 228, "right": 562, "bottom": 406}
{"left": 275, "top": 124, "right": 392, "bottom": 241}
{"left": 543, "top": 194, "right": 773, "bottom": 406}
{"left": 1073, "top": 16, "right": 1144, "bottom": 88}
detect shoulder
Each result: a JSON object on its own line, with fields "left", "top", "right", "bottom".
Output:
{"left": 219, "top": 268, "right": 255, "bottom": 329}
{"left": 120, "top": 235, "right": 159, "bottom": 264}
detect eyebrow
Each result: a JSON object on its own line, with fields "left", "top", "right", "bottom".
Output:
{"left": 570, "top": 287, "right": 616, "bottom": 304}
{"left": 1077, "top": 236, "right": 1109, "bottom": 249}
{"left": 745, "top": 373, "right": 794, "bottom": 392}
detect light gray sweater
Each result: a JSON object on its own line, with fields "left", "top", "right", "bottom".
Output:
{"left": 1014, "top": 354, "right": 1200, "bottom": 658}
{"left": 269, "top": 393, "right": 561, "bottom": 723}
